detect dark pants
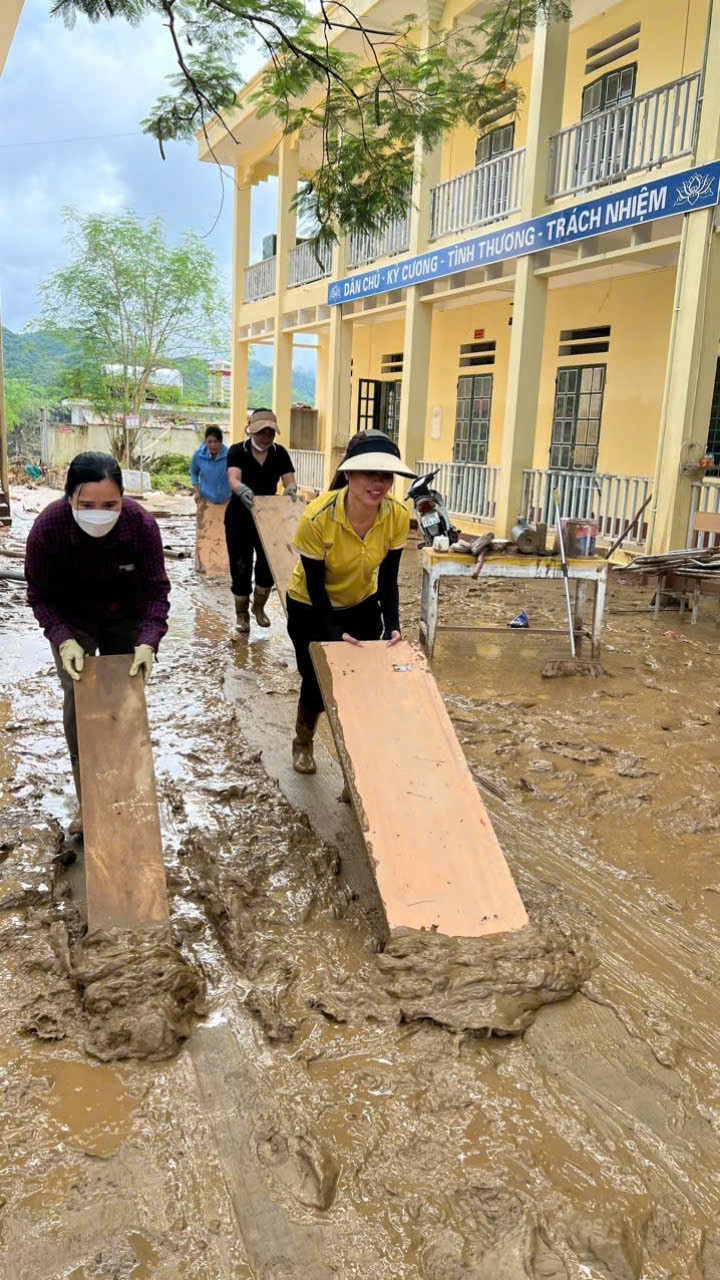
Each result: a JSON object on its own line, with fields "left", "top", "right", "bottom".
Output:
{"left": 51, "top": 617, "right": 138, "bottom": 765}
{"left": 286, "top": 594, "right": 382, "bottom": 719}
{"left": 224, "top": 503, "right": 273, "bottom": 597}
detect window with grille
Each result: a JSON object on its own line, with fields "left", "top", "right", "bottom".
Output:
{"left": 357, "top": 379, "right": 377, "bottom": 433}
{"left": 705, "top": 358, "right": 720, "bottom": 468}
{"left": 453, "top": 375, "right": 493, "bottom": 464}
{"left": 356, "top": 378, "right": 401, "bottom": 443}
{"left": 581, "top": 64, "right": 636, "bottom": 117}
{"left": 549, "top": 365, "right": 605, "bottom": 471}
{"left": 475, "top": 122, "right": 515, "bottom": 167}
{"left": 575, "top": 63, "right": 636, "bottom": 187}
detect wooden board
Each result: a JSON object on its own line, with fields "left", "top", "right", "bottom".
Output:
{"left": 311, "top": 639, "right": 528, "bottom": 938}
{"left": 252, "top": 494, "right": 306, "bottom": 612}
{"left": 74, "top": 654, "right": 169, "bottom": 932}
{"left": 195, "top": 498, "right": 229, "bottom": 576}
{"left": 191, "top": 1022, "right": 336, "bottom": 1279}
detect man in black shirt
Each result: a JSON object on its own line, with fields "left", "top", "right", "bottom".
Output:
{"left": 225, "top": 408, "right": 297, "bottom": 631}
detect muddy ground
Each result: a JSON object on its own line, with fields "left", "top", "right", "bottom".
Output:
{"left": 2, "top": 488, "right": 720, "bottom": 1279}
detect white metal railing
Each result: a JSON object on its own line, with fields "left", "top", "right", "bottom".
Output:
{"left": 689, "top": 478, "right": 720, "bottom": 548}
{"left": 548, "top": 71, "right": 701, "bottom": 200}
{"left": 289, "top": 448, "right": 324, "bottom": 491}
{"left": 429, "top": 148, "right": 526, "bottom": 240}
{"left": 347, "top": 211, "right": 411, "bottom": 269}
{"left": 288, "top": 241, "right": 332, "bottom": 288}
{"left": 244, "top": 257, "right": 276, "bottom": 302}
{"left": 521, "top": 469, "right": 653, "bottom": 545}
{"left": 416, "top": 460, "right": 500, "bottom": 523}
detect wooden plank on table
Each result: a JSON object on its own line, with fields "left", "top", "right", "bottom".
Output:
{"left": 195, "top": 498, "right": 229, "bottom": 576}
{"left": 74, "top": 654, "right": 169, "bottom": 932}
{"left": 252, "top": 494, "right": 306, "bottom": 612}
{"left": 311, "top": 639, "right": 528, "bottom": 939}
{"left": 191, "top": 1022, "right": 336, "bottom": 1279}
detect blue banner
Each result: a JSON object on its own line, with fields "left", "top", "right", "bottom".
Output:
{"left": 328, "top": 161, "right": 720, "bottom": 306}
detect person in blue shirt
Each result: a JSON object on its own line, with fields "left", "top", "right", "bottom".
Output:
{"left": 190, "top": 425, "right": 231, "bottom": 505}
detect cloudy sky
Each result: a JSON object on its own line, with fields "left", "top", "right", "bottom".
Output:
{"left": 0, "top": 0, "right": 278, "bottom": 341}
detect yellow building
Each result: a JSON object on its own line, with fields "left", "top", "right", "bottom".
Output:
{"left": 199, "top": 0, "right": 720, "bottom": 553}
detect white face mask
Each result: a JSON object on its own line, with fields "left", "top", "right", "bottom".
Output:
{"left": 72, "top": 506, "right": 121, "bottom": 538}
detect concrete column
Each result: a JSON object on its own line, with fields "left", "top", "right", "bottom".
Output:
{"left": 229, "top": 177, "right": 251, "bottom": 442}
{"left": 648, "top": 0, "right": 720, "bottom": 553}
{"left": 272, "top": 138, "right": 299, "bottom": 433}
{"left": 493, "top": 14, "right": 569, "bottom": 538}
{"left": 396, "top": 20, "right": 443, "bottom": 476}
{"left": 324, "top": 239, "right": 353, "bottom": 486}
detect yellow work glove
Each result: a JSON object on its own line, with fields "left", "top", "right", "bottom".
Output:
{"left": 59, "top": 639, "right": 85, "bottom": 682}
{"left": 129, "top": 644, "right": 154, "bottom": 680}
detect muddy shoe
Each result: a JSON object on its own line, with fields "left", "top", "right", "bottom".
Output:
{"left": 292, "top": 737, "right": 317, "bottom": 774}
{"left": 234, "top": 594, "right": 251, "bottom": 632}
{"left": 252, "top": 587, "right": 272, "bottom": 628}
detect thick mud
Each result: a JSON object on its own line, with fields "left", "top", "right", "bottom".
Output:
{"left": 3, "top": 489, "right": 720, "bottom": 1277}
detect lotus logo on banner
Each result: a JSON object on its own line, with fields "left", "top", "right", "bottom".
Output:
{"left": 675, "top": 172, "right": 716, "bottom": 206}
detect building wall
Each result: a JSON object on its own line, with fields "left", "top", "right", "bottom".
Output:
{"left": 535, "top": 270, "right": 676, "bottom": 475}
{"left": 43, "top": 422, "right": 214, "bottom": 472}
{"left": 424, "top": 298, "right": 513, "bottom": 468}
{"left": 562, "top": 0, "right": 708, "bottom": 127}
{"left": 438, "top": 0, "right": 710, "bottom": 199}
{"left": 349, "top": 316, "right": 405, "bottom": 433}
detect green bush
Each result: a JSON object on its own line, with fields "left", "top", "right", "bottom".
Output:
{"left": 150, "top": 451, "right": 192, "bottom": 475}
{"left": 148, "top": 450, "right": 193, "bottom": 493}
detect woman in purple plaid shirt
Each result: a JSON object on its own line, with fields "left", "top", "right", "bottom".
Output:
{"left": 25, "top": 452, "right": 171, "bottom": 836}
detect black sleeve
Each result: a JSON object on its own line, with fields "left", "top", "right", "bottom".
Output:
{"left": 301, "top": 555, "right": 333, "bottom": 638}
{"left": 226, "top": 443, "right": 243, "bottom": 470}
{"left": 277, "top": 445, "right": 295, "bottom": 475}
{"left": 377, "top": 548, "right": 402, "bottom": 639}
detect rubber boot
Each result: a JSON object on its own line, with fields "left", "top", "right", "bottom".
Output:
{"left": 234, "top": 594, "right": 251, "bottom": 632}
{"left": 292, "top": 705, "right": 319, "bottom": 774}
{"left": 69, "top": 760, "right": 83, "bottom": 836}
{"left": 252, "top": 586, "right": 272, "bottom": 628}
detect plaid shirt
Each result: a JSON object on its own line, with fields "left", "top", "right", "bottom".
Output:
{"left": 25, "top": 496, "right": 170, "bottom": 651}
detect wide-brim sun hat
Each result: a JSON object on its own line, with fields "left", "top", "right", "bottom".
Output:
{"left": 247, "top": 409, "right": 279, "bottom": 435}
{"left": 338, "top": 433, "right": 416, "bottom": 478}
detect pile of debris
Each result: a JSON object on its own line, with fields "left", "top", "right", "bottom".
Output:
{"left": 621, "top": 547, "right": 720, "bottom": 577}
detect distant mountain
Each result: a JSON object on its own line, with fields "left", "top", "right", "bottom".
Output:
{"left": 3, "top": 329, "right": 316, "bottom": 408}
{"left": 2, "top": 328, "right": 83, "bottom": 390}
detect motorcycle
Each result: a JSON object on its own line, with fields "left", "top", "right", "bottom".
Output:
{"left": 407, "top": 470, "right": 460, "bottom": 548}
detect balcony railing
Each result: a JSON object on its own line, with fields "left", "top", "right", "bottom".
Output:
{"left": 416, "top": 460, "right": 499, "bottom": 523}
{"left": 244, "top": 257, "right": 276, "bottom": 302}
{"left": 689, "top": 478, "right": 720, "bottom": 548}
{"left": 288, "top": 241, "right": 332, "bottom": 288}
{"left": 289, "top": 448, "right": 324, "bottom": 492}
{"left": 347, "top": 212, "right": 411, "bottom": 269}
{"left": 429, "top": 148, "right": 526, "bottom": 241}
{"left": 521, "top": 469, "right": 653, "bottom": 545}
{"left": 548, "top": 72, "right": 701, "bottom": 201}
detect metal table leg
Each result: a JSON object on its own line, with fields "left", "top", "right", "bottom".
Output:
{"left": 573, "top": 581, "right": 588, "bottom": 653}
{"left": 590, "top": 573, "right": 608, "bottom": 659}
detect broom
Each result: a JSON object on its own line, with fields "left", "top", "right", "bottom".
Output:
{"left": 542, "top": 492, "right": 607, "bottom": 678}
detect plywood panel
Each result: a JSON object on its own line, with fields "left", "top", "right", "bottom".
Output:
{"left": 191, "top": 1022, "right": 335, "bottom": 1279}
{"left": 74, "top": 655, "right": 169, "bottom": 932}
{"left": 311, "top": 639, "right": 528, "bottom": 938}
{"left": 195, "top": 499, "right": 229, "bottom": 576}
{"left": 252, "top": 494, "right": 306, "bottom": 611}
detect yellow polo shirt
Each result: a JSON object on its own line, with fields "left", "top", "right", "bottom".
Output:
{"left": 287, "top": 487, "right": 410, "bottom": 609}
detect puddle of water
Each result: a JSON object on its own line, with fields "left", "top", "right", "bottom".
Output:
{"left": 29, "top": 1058, "right": 138, "bottom": 1157}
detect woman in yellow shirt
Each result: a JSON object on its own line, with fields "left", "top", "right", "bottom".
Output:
{"left": 286, "top": 430, "right": 415, "bottom": 773}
